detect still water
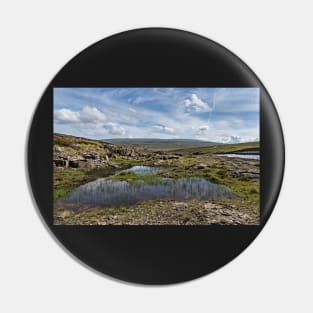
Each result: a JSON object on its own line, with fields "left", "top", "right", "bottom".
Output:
{"left": 216, "top": 154, "right": 260, "bottom": 160}
{"left": 117, "top": 165, "right": 162, "bottom": 175}
{"left": 63, "top": 166, "right": 234, "bottom": 209}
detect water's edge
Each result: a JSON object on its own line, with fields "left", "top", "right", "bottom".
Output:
{"left": 59, "top": 166, "right": 235, "bottom": 210}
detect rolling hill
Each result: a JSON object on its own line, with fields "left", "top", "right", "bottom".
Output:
{"left": 101, "top": 138, "right": 220, "bottom": 151}
{"left": 171, "top": 141, "right": 260, "bottom": 154}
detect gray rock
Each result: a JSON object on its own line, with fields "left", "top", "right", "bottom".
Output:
{"left": 53, "top": 159, "right": 66, "bottom": 167}
{"left": 193, "top": 163, "right": 207, "bottom": 170}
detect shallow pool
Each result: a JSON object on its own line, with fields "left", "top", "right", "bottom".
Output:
{"left": 62, "top": 174, "right": 234, "bottom": 209}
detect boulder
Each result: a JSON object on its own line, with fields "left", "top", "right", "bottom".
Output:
{"left": 193, "top": 163, "right": 207, "bottom": 170}
{"left": 53, "top": 159, "right": 66, "bottom": 167}
{"left": 69, "top": 160, "right": 79, "bottom": 168}
{"left": 54, "top": 146, "right": 64, "bottom": 152}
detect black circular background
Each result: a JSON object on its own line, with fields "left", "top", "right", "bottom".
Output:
{"left": 28, "top": 28, "right": 284, "bottom": 284}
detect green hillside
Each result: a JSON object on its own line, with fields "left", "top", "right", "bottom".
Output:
{"left": 102, "top": 138, "right": 219, "bottom": 151}
{"left": 171, "top": 141, "right": 260, "bottom": 154}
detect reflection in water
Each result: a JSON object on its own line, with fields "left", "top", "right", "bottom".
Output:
{"left": 63, "top": 177, "right": 234, "bottom": 209}
{"left": 216, "top": 154, "right": 260, "bottom": 160}
{"left": 117, "top": 165, "right": 161, "bottom": 175}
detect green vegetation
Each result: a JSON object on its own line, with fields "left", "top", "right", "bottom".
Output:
{"left": 102, "top": 138, "right": 218, "bottom": 151}
{"left": 53, "top": 133, "right": 260, "bottom": 225}
{"left": 110, "top": 171, "right": 164, "bottom": 185}
{"left": 157, "top": 155, "right": 260, "bottom": 207}
{"left": 54, "top": 133, "right": 110, "bottom": 159}
{"left": 54, "top": 133, "right": 106, "bottom": 148}
{"left": 53, "top": 167, "right": 117, "bottom": 200}
{"left": 110, "top": 157, "right": 142, "bottom": 166}
{"left": 171, "top": 141, "right": 260, "bottom": 154}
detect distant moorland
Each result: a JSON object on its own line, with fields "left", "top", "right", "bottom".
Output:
{"left": 102, "top": 138, "right": 220, "bottom": 151}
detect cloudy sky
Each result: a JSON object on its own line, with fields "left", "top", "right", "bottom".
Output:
{"left": 54, "top": 88, "right": 259, "bottom": 143}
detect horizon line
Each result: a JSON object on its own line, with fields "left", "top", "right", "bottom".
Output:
{"left": 54, "top": 133, "right": 259, "bottom": 144}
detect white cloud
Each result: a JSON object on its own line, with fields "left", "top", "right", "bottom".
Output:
{"left": 184, "top": 94, "right": 212, "bottom": 113}
{"left": 103, "top": 123, "right": 126, "bottom": 136}
{"left": 133, "top": 96, "right": 145, "bottom": 104}
{"left": 220, "top": 135, "right": 258, "bottom": 144}
{"left": 221, "top": 135, "right": 242, "bottom": 144}
{"left": 54, "top": 108, "right": 80, "bottom": 124}
{"left": 128, "top": 107, "right": 136, "bottom": 113}
{"left": 54, "top": 88, "right": 259, "bottom": 140}
{"left": 54, "top": 106, "right": 107, "bottom": 124}
{"left": 54, "top": 106, "right": 126, "bottom": 136}
{"left": 80, "top": 106, "right": 107, "bottom": 123}
{"left": 152, "top": 124, "right": 175, "bottom": 134}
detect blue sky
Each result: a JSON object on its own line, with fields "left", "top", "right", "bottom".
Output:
{"left": 54, "top": 88, "right": 259, "bottom": 143}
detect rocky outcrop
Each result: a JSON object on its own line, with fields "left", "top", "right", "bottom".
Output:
{"left": 53, "top": 134, "right": 184, "bottom": 169}
{"left": 53, "top": 145, "right": 112, "bottom": 169}
{"left": 232, "top": 169, "right": 260, "bottom": 180}
{"left": 53, "top": 159, "right": 68, "bottom": 167}
{"left": 54, "top": 154, "right": 113, "bottom": 169}
{"left": 53, "top": 141, "right": 149, "bottom": 169}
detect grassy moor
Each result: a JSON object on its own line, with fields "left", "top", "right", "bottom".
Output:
{"left": 54, "top": 133, "right": 260, "bottom": 225}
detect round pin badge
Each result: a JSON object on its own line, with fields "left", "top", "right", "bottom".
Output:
{"left": 28, "top": 28, "right": 284, "bottom": 284}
